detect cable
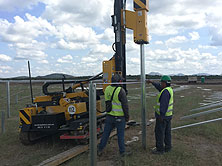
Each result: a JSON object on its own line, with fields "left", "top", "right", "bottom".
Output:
{"left": 112, "top": 42, "right": 116, "bottom": 52}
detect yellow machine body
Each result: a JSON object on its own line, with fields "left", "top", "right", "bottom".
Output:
{"left": 19, "top": 82, "right": 103, "bottom": 144}
{"left": 124, "top": 0, "right": 149, "bottom": 44}
{"left": 102, "top": 58, "right": 116, "bottom": 91}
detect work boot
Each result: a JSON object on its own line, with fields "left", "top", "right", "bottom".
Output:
{"left": 151, "top": 147, "right": 164, "bottom": 155}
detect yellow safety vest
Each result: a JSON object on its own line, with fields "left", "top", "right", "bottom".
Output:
{"left": 154, "top": 87, "right": 173, "bottom": 116}
{"left": 105, "top": 85, "right": 124, "bottom": 116}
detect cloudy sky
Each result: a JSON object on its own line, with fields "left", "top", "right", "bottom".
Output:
{"left": 0, "top": 0, "right": 222, "bottom": 78}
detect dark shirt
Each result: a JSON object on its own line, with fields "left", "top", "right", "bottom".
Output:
{"left": 152, "top": 82, "right": 172, "bottom": 119}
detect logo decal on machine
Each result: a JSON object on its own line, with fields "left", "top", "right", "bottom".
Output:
{"left": 68, "top": 105, "right": 76, "bottom": 114}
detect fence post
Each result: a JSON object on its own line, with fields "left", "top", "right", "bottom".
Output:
{"left": 1, "top": 111, "right": 5, "bottom": 134}
{"left": 6, "top": 81, "right": 10, "bottom": 118}
{"left": 89, "top": 81, "right": 97, "bottom": 166}
{"left": 140, "top": 44, "right": 147, "bottom": 150}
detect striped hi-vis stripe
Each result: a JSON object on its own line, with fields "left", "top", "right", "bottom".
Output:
{"left": 134, "top": 0, "right": 147, "bottom": 10}
{"left": 19, "top": 110, "right": 31, "bottom": 124}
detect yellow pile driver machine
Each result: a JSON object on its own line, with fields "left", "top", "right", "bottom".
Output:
{"left": 19, "top": 0, "right": 149, "bottom": 145}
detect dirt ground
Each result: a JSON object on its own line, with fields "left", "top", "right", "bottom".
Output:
{"left": 0, "top": 83, "right": 222, "bottom": 166}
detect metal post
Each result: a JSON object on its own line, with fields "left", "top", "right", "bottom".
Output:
{"left": 172, "top": 118, "right": 222, "bottom": 131}
{"left": 190, "top": 102, "right": 222, "bottom": 112}
{"left": 180, "top": 107, "right": 222, "bottom": 120}
{"left": 6, "top": 81, "right": 10, "bottom": 118}
{"left": 140, "top": 44, "right": 147, "bottom": 149}
{"left": 1, "top": 111, "right": 5, "bottom": 134}
{"left": 89, "top": 81, "right": 97, "bottom": 166}
{"left": 28, "top": 61, "right": 34, "bottom": 103}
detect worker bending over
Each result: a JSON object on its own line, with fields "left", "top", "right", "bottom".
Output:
{"left": 147, "top": 75, "right": 174, "bottom": 154}
{"left": 98, "top": 73, "right": 129, "bottom": 157}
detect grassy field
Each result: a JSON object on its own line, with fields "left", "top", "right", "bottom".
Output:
{"left": 0, "top": 82, "right": 222, "bottom": 166}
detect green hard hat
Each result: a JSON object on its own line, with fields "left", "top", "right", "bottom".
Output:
{"left": 161, "top": 75, "right": 171, "bottom": 83}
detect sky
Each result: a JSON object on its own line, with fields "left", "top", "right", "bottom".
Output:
{"left": 0, "top": 0, "right": 222, "bottom": 78}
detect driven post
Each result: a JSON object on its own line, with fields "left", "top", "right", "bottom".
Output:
{"left": 6, "top": 81, "right": 10, "bottom": 118}
{"left": 89, "top": 82, "right": 97, "bottom": 166}
{"left": 140, "top": 44, "right": 147, "bottom": 149}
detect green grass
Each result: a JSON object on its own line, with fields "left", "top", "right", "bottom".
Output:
{"left": 0, "top": 82, "right": 222, "bottom": 166}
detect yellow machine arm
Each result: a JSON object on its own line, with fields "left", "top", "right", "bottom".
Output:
{"left": 102, "top": 0, "right": 149, "bottom": 91}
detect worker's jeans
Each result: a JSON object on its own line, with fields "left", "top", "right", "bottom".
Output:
{"left": 155, "top": 118, "right": 172, "bottom": 152}
{"left": 98, "top": 115, "right": 126, "bottom": 154}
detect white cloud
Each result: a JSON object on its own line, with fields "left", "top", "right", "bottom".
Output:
{"left": 1, "top": 0, "right": 222, "bottom": 77}
{"left": 98, "top": 28, "right": 114, "bottom": 42}
{"left": 0, "top": 0, "right": 40, "bottom": 12}
{"left": 89, "top": 44, "right": 112, "bottom": 54}
{"left": 204, "top": 1, "right": 222, "bottom": 46}
{"left": 57, "top": 54, "right": 73, "bottom": 63}
{"left": 155, "top": 41, "right": 164, "bottom": 45}
{"left": 42, "top": 0, "right": 113, "bottom": 28}
{"left": 56, "top": 24, "right": 98, "bottom": 43}
{"left": 0, "top": 14, "right": 56, "bottom": 61}
{"left": 150, "top": 13, "right": 206, "bottom": 36}
{"left": 11, "top": 40, "right": 48, "bottom": 60}
{"left": 0, "top": 65, "right": 12, "bottom": 70}
{"left": 198, "top": 45, "right": 217, "bottom": 49}
{"left": 0, "top": 14, "right": 57, "bottom": 43}
{"left": 166, "top": 36, "right": 187, "bottom": 45}
{"left": 0, "top": 65, "right": 12, "bottom": 74}
{"left": 40, "top": 60, "right": 49, "bottom": 64}
{"left": 130, "top": 58, "right": 140, "bottom": 64}
{"left": 82, "top": 57, "right": 98, "bottom": 63}
{"left": 57, "top": 39, "right": 86, "bottom": 50}
{"left": 142, "top": 47, "right": 221, "bottom": 75}
{"left": 148, "top": 0, "right": 222, "bottom": 36}
{"left": 189, "top": 31, "right": 200, "bottom": 40}
{"left": 0, "top": 54, "right": 12, "bottom": 61}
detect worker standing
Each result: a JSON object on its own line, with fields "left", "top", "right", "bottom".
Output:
{"left": 98, "top": 73, "right": 129, "bottom": 157}
{"left": 147, "top": 75, "right": 173, "bottom": 154}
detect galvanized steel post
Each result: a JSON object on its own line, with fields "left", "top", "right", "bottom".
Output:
{"left": 140, "top": 44, "right": 147, "bottom": 149}
{"left": 89, "top": 82, "right": 97, "bottom": 166}
{"left": 6, "top": 81, "right": 10, "bottom": 118}
{"left": 172, "top": 118, "right": 222, "bottom": 131}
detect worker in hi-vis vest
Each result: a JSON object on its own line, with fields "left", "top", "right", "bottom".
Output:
{"left": 147, "top": 75, "right": 173, "bottom": 154}
{"left": 98, "top": 73, "right": 129, "bottom": 157}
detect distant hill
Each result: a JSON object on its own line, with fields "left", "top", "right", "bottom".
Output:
{"left": 175, "top": 73, "right": 185, "bottom": 76}
{"left": 0, "top": 73, "right": 76, "bottom": 80}
{"left": 10, "top": 76, "right": 29, "bottom": 80}
{"left": 148, "top": 72, "right": 161, "bottom": 76}
{"left": 36, "top": 73, "right": 75, "bottom": 79}
{"left": 195, "top": 73, "right": 210, "bottom": 76}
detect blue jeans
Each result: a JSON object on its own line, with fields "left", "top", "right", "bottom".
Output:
{"left": 98, "top": 115, "right": 126, "bottom": 154}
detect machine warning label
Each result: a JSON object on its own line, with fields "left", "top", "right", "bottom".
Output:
{"left": 34, "top": 123, "right": 54, "bottom": 129}
{"left": 68, "top": 105, "right": 76, "bottom": 115}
